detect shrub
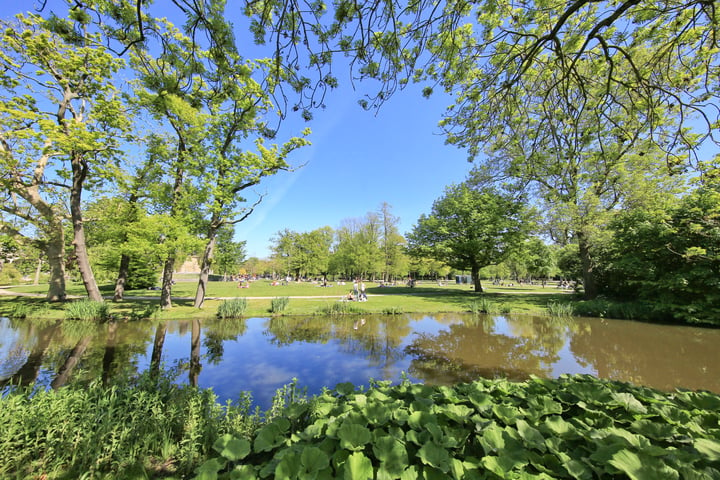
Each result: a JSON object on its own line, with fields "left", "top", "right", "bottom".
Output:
{"left": 217, "top": 298, "right": 248, "bottom": 319}
{"left": 270, "top": 296, "right": 290, "bottom": 314}
{"left": 64, "top": 299, "right": 111, "bottom": 321}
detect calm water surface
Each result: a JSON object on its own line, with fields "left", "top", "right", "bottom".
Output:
{"left": 1, "top": 314, "right": 718, "bottom": 408}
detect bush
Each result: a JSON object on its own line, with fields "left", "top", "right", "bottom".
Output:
{"left": 64, "top": 299, "right": 111, "bottom": 321}
{"left": 217, "top": 298, "right": 248, "bottom": 319}
{"left": 0, "top": 264, "right": 23, "bottom": 286}
{"left": 270, "top": 296, "right": 290, "bottom": 314}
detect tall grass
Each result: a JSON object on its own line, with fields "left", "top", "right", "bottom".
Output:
{"left": 64, "top": 299, "right": 110, "bottom": 321}
{"left": 546, "top": 301, "right": 574, "bottom": 317}
{"left": 217, "top": 298, "right": 248, "bottom": 319}
{"left": 316, "top": 300, "right": 364, "bottom": 315}
{"left": 270, "top": 296, "right": 290, "bottom": 314}
{"left": 0, "top": 374, "right": 259, "bottom": 479}
{"left": 467, "top": 297, "right": 499, "bottom": 314}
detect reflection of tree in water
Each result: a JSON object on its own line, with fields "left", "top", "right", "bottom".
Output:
{"left": 265, "top": 315, "right": 413, "bottom": 377}
{"left": 405, "top": 315, "right": 570, "bottom": 385}
{"left": 1, "top": 319, "right": 156, "bottom": 391}
{"left": 568, "top": 318, "right": 720, "bottom": 393}
{"left": 202, "top": 318, "right": 248, "bottom": 365}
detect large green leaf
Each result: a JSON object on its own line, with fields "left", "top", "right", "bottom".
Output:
{"left": 301, "top": 446, "right": 330, "bottom": 476}
{"left": 254, "top": 421, "right": 289, "bottom": 452}
{"left": 344, "top": 451, "right": 374, "bottom": 480}
{"left": 338, "top": 422, "right": 372, "bottom": 451}
{"left": 608, "top": 449, "right": 679, "bottom": 480}
{"left": 373, "top": 435, "right": 408, "bottom": 476}
{"left": 695, "top": 438, "right": 720, "bottom": 462}
{"left": 516, "top": 419, "right": 546, "bottom": 452}
{"left": 417, "top": 441, "right": 451, "bottom": 472}
{"left": 213, "top": 434, "right": 250, "bottom": 461}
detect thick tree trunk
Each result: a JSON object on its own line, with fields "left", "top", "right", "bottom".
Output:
{"left": 113, "top": 254, "right": 131, "bottom": 301}
{"left": 577, "top": 231, "right": 598, "bottom": 299}
{"left": 70, "top": 157, "right": 102, "bottom": 302}
{"left": 160, "top": 256, "right": 176, "bottom": 309}
{"left": 194, "top": 233, "right": 218, "bottom": 309}
{"left": 471, "top": 265, "right": 483, "bottom": 293}
{"left": 45, "top": 228, "right": 67, "bottom": 302}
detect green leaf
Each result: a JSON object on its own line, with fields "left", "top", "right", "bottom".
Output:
{"left": 229, "top": 465, "right": 257, "bottom": 479}
{"left": 417, "top": 441, "right": 451, "bottom": 472}
{"left": 610, "top": 392, "right": 648, "bottom": 415}
{"left": 338, "top": 422, "right": 372, "bottom": 451}
{"left": 213, "top": 434, "right": 251, "bottom": 461}
{"left": 254, "top": 422, "right": 288, "bottom": 452}
{"left": 608, "top": 449, "right": 679, "bottom": 480}
{"left": 516, "top": 419, "right": 546, "bottom": 452}
{"left": 194, "top": 458, "right": 225, "bottom": 480}
{"left": 275, "top": 451, "right": 301, "bottom": 479}
{"left": 493, "top": 404, "right": 522, "bottom": 425}
{"left": 301, "top": 446, "right": 331, "bottom": 474}
{"left": 344, "top": 452, "right": 373, "bottom": 480}
{"left": 694, "top": 438, "right": 720, "bottom": 462}
{"left": 372, "top": 435, "right": 408, "bottom": 475}
{"left": 336, "top": 382, "right": 355, "bottom": 396}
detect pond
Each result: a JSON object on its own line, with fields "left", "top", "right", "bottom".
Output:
{"left": 1, "top": 313, "right": 718, "bottom": 409}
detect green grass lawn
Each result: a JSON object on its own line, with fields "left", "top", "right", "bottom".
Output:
{"left": 0, "top": 279, "right": 574, "bottom": 320}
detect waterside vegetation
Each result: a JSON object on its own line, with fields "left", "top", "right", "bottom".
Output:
{"left": 1, "top": 373, "right": 719, "bottom": 479}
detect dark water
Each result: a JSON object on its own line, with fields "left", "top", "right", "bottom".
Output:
{"left": 1, "top": 314, "right": 718, "bottom": 408}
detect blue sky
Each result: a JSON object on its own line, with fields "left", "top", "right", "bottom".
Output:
{"left": 1, "top": 2, "right": 473, "bottom": 259}
{"left": 234, "top": 82, "right": 473, "bottom": 258}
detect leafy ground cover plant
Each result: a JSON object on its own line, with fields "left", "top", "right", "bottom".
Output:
{"left": 270, "top": 296, "right": 290, "bottom": 313}
{"left": 64, "top": 299, "right": 110, "bottom": 321}
{"left": 197, "top": 375, "right": 720, "bottom": 479}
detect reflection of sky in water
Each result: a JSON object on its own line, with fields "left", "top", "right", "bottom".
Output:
{"left": 3, "top": 313, "right": 720, "bottom": 410}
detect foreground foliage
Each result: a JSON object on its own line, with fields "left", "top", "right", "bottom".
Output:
{"left": 198, "top": 375, "right": 720, "bottom": 479}
{"left": 2, "top": 373, "right": 719, "bottom": 479}
{"left": 0, "top": 375, "right": 262, "bottom": 479}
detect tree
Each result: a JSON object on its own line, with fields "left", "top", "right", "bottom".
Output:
{"left": 377, "top": 203, "right": 409, "bottom": 282}
{"left": 462, "top": 57, "right": 687, "bottom": 298}
{"left": 332, "top": 215, "right": 383, "bottom": 280}
{"left": 407, "top": 183, "right": 536, "bottom": 292}
{"left": 601, "top": 185, "right": 720, "bottom": 325}
{"left": 213, "top": 227, "right": 247, "bottom": 278}
{"left": 272, "top": 227, "right": 334, "bottom": 279}
{"left": 0, "top": 12, "right": 130, "bottom": 302}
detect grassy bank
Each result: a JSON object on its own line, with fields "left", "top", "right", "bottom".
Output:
{"left": 0, "top": 280, "right": 576, "bottom": 320}
{"left": 2, "top": 374, "right": 719, "bottom": 479}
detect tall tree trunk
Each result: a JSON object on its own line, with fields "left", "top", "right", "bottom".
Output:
{"left": 576, "top": 231, "right": 598, "bottom": 299}
{"left": 45, "top": 227, "right": 66, "bottom": 302}
{"left": 33, "top": 257, "right": 42, "bottom": 285}
{"left": 471, "top": 264, "right": 483, "bottom": 293}
{"left": 70, "top": 156, "right": 102, "bottom": 302}
{"left": 194, "top": 230, "right": 218, "bottom": 309}
{"left": 114, "top": 253, "right": 131, "bottom": 301}
{"left": 160, "top": 256, "right": 176, "bottom": 309}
